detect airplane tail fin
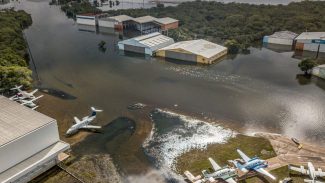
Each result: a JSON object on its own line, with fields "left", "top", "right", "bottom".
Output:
{"left": 90, "top": 107, "right": 103, "bottom": 116}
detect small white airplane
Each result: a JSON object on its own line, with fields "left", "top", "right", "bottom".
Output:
{"left": 289, "top": 162, "right": 325, "bottom": 183}
{"left": 18, "top": 95, "right": 43, "bottom": 110}
{"left": 202, "top": 157, "right": 237, "bottom": 183}
{"left": 232, "top": 149, "right": 276, "bottom": 180}
{"left": 10, "top": 85, "right": 38, "bottom": 100}
{"left": 66, "top": 107, "right": 103, "bottom": 135}
{"left": 184, "top": 171, "right": 204, "bottom": 183}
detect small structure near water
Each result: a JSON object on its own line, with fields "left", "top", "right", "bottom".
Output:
{"left": 156, "top": 39, "right": 228, "bottom": 64}
{"left": 312, "top": 64, "right": 325, "bottom": 79}
{"left": 263, "top": 31, "right": 298, "bottom": 46}
{"left": 98, "top": 15, "right": 133, "bottom": 30}
{"left": 295, "top": 32, "right": 325, "bottom": 53}
{"left": 118, "top": 32, "right": 175, "bottom": 55}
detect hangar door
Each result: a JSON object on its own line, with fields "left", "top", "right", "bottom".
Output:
{"left": 124, "top": 44, "right": 146, "bottom": 54}
{"left": 165, "top": 51, "right": 197, "bottom": 62}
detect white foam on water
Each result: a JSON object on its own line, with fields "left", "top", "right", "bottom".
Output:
{"left": 144, "top": 109, "right": 236, "bottom": 170}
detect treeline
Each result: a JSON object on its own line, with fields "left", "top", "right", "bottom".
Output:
{"left": 107, "top": 1, "right": 325, "bottom": 47}
{"left": 0, "top": 10, "right": 33, "bottom": 90}
{"left": 51, "top": 0, "right": 101, "bottom": 17}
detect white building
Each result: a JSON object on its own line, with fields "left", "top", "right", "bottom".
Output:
{"left": 295, "top": 32, "right": 325, "bottom": 52}
{"left": 0, "top": 96, "right": 70, "bottom": 183}
{"left": 118, "top": 32, "right": 174, "bottom": 55}
{"left": 312, "top": 64, "right": 325, "bottom": 79}
{"left": 76, "top": 14, "right": 98, "bottom": 26}
{"left": 156, "top": 39, "right": 228, "bottom": 64}
{"left": 263, "top": 31, "right": 298, "bottom": 45}
{"left": 98, "top": 15, "right": 133, "bottom": 30}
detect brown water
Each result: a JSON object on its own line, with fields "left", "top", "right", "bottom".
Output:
{"left": 7, "top": 0, "right": 325, "bottom": 179}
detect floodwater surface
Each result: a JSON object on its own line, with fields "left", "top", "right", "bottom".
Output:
{"left": 7, "top": 0, "right": 325, "bottom": 178}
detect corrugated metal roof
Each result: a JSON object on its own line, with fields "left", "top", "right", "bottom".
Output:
{"left": 158, "top": 39, "right": 227, "bottom": 58}
{"left": 0, "top": 96, "right": 55, "bottom": 146}
{"left": 154, "top": 17, "right": 178, "bottom": 25}
{"left": 132, "top": 16, "right": 157, "bottom": 24}
{"left": 108, "top": 15, "right": 134, "bottom": 22}
{"left": 269, "top": 31, "right": 297, "bottom": 39}
{"left": 296, "top": 32, "right": 325, "bottom": 40}
{"left": 118, "top": 32, "right": 174, "bottom": 51}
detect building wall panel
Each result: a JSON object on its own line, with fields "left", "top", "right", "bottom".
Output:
{"left": 98, "top": 20, "right": 115, "bottom": 28}
{"left": 76, "top": 17, "right": 96, "bottom": 26}
{"left": 165, "top": 51, "right": 197, "bottom": 62}
{"left": 267, "top": 38, "right": 293, "bottom": 45}
{"left": 0, "top": 122, "right": 59, "bottom": 173}
{"left": 303, "top": 43, "right": 319, "bottom": 52}
{"left": 124, "top": 44, "right": 146, "bottom": 54}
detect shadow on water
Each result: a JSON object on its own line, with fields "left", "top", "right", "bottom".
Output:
{"left": 72, "top": 117, "right": 135, "bottom": 154}
{"left": 38, "top": 87, "right": 77, "bottom": 100}
{"left": 296, "top": 74, "right": 312, "bottom": 85}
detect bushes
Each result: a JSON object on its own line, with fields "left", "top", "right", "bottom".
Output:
{"left": 0, "top": 10, "right": 32, "bottom": 89}
{"left": 106, "top": 1, "right": 325, "bottom": 46}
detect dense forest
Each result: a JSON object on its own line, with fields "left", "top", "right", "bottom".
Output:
{"left": 107, "top": 1, "right": 325, "bottom": 47}
{"left": 0, "top": 10, "right": 33, "bottom": 90}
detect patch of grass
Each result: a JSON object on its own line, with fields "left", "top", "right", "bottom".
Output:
{"left": 175, "top": 134, "right": 276, "bottom": 175}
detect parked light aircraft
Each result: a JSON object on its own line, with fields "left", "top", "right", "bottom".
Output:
{"left": 66, "top": 107, "right": 103, "bottom": 135}
{"left": 184, "top": 171, "right": 204, "bottom": 183}
{"left": 10, "top": 85, "right": 38, "bottom": 100}
{"left": 202, "top": 157, "right": 237, "bottom": 183}
{"left": 19, "top": 95, "right": 43, "bottom": 110}
{"left": 184, "top": 158, "right": 237, "bottom": 183}
{"left": 289, "top": 162, "right": 325, "bottom": 183}
{"left": 232, "top": 149, "right": 276, "bottom": 180}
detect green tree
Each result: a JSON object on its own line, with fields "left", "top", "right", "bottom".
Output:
{"left": 224, "top": 39, "right": 241, "bottom": 54}
{"left": 298, "top": 58, "right": 317, "bottom": 75}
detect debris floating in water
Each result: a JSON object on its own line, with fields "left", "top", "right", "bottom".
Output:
{"left": 127, "top": 103, "right": 146, "bottom": 110}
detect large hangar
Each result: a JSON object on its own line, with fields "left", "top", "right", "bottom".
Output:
{"left": 156, "top": 39, "right": 227, "bottom": 64}
{"left": 118, "top": 32, "right": 174, "bottom": 56}
{"left": 0, "top": 96, "right": 69, "bottom": 183}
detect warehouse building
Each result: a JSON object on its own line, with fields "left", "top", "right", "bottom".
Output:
{"left": 118, "top": 32, "right": 174, "bottom": 55}
{"left": 156, "top": 39, "right": 228, "bottom": 64}
{"left": 98, "top": 15, "right": 134, "bottom": 30}
{"left": 295, "top": 32, "right": 325, "bottom": 52}
{"left": 131, "top": 16, "right": 160, "bottom": 34}
{"left": 153, "top": 17, "right": 179, "bottom": 32}
{"left": 76, "top": 13, "right": 98, "bottom": 26}
{"left": 263, "top": 31, "right": 298, "bottom": 45}
{"left": 0, "top": 96, "right": 70, "bottom": 183}
{"left": 312, "top": 64, "right": 325, "bottom": 80}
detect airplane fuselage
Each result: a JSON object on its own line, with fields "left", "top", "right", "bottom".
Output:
{"left": 203, "top": 168, "right": 237, "bottom": 180}
{"left": 66, "top": 117, "right": 95, "bottom": 135}
{"left": 243, "top": 159, "right": 267, "bottom": 170}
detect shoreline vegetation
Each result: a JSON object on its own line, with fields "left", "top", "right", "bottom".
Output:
{"left": 53, "top": 0, "right": 325, "bottom": 53}
{"left": 0, "top": 9, "right": 33, "bottom": 90}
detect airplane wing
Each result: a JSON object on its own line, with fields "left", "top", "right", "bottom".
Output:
{"left": 208, "top": 157, "right": 221, "bottom": 171}
{"left": 288, "top": 165, "right": 308, "bottom": 175}
{"left": 29, "top": 89, "right": 39, "bottom": 95}
{"left": 29, "top": 95, "right": 43, "bottom": 102}
{"left": 184, "top": 171, "right": 203, "bottom": 183}
{"left": 255, "top": 168, "right": 276, "bottom": 180}
{"left": 315, "top": 169, "right": 325, "bottom": 177}
{"left": 80, "top": 125, "right": 101, "bottom": 129}
{"left": 74, "top": 117, "right": 82, "bottom": 124}
{"left": 237, "top": 149, "right": 251, "bottom": 162}
{"left": 225, "top": 178, "right": 237, "bottom": 183}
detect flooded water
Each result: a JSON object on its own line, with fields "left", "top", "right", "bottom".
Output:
{"left": 6, "top": 0, "right": 325, "bottom": 179}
